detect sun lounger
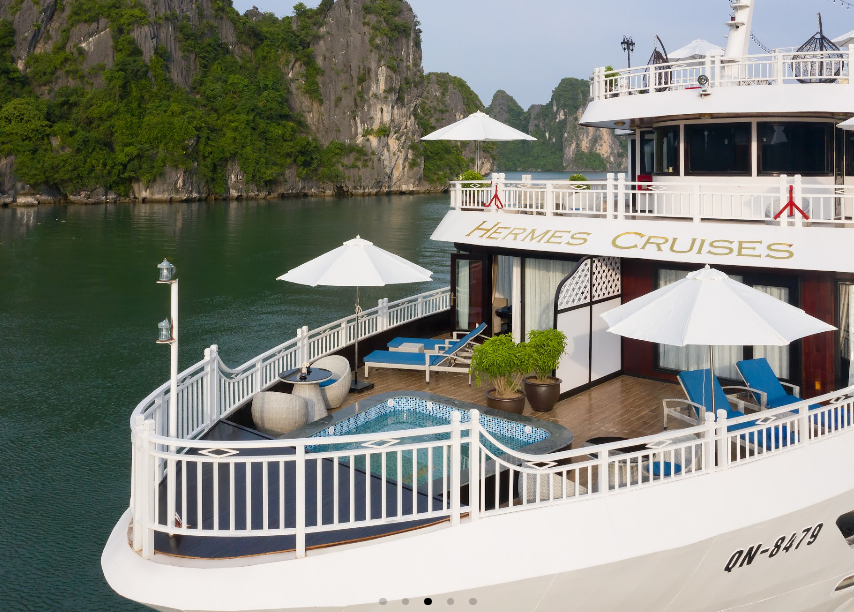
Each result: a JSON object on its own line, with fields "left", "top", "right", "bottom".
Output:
{"left": 364, "top": 324, "right": 485, "bottom": 383}
{"left": 386, "top": 323, "right": 488, "bottom": 353}
{"left": 665, "top": 369, "right": 795, "bottom": 450}
{"left": 736, "top": 358, "right": 847, "bottom": 430}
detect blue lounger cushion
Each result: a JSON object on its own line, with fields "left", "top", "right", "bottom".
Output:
{"left": 736, "top": 358, "right": 833, "bottom": 425}
{"left": 318, "top": 377, "right": 337, "bottom": 388}
{"left": 386, "top": 338, "right": 447, "bottom": 351}
{"left": 679, "top": 368, "right": 795, "bottom": 448}
{"left": 650, "top": 462, "right": 682, "bottom": 477}
{"left": 363, "top": 351, "right": 449, "bottom": 367}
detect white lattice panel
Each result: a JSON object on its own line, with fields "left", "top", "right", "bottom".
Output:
{"left": 592, "top": 258, "right": 621, "bottom": 301}
{"left": 557, "top": 259, "right": 590, "bottom": 310}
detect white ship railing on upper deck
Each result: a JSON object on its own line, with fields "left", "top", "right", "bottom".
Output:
{"left": 449, "top": 175, "right": 854, "bottom": 226}
{"left": 589, "top": 47, "right": 854, "bottom": 101}
{"left": 128, "top": 385, "right": 854, "bottom": 560}
{"left": 130, "top": 287, "right": 451, "bottom": 440}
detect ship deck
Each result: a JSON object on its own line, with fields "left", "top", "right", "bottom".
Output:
{"left": 152, "top": 370, "right": 680, "bottom": 560}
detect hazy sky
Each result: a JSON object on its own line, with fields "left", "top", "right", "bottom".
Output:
{"left": 233, "top": 0, "right": 854, "bottom": 109}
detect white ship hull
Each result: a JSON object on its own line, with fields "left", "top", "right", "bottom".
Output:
{"left": 102, "top": 427, "right": 854, "bottom": 612}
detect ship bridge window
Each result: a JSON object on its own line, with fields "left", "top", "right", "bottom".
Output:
{"left": 654, "top": 127, "right": 679, "bottom": 175}
{"left": 686, "top": 123, "right": 751, "bottom": 175}
{"left": 759, "top": 122, "right": 833, "bottom": 175}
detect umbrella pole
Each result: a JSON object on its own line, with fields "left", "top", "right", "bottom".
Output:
{"left": 709, "top": 346, "right": 715, "bottom": 415}
{"left": 350, "top": 285, "right": 374, "bottom": 394}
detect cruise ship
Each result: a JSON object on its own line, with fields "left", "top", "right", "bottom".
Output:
{"left": 102, "top": 1, "right": 854, "bottom": 610}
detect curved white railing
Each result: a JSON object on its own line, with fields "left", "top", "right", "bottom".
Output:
{"left": 590, "top": 48, "right": 854, "bottom": 101}
{"left": 128, "top": 377, "right": 854, "bottom": 561}
{"left": 449, "top": 175, "right": 854, "bottom": 226}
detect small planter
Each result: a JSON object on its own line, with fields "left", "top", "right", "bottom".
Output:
{"left": 485, "top": 389, "right": 526, "bottom": 414}
{"left": 524, "top": 377, "right": 561, "bottom": 413}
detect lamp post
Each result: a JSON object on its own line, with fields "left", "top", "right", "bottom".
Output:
{"left": 156, "top": 259, "right": 178, "bottom": 531}
{"left": 621, "top": 35, "right": 635, "bottom": 68}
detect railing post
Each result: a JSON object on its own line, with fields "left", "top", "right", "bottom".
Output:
{"left": 208, "top": 345, "right": 219, "bottom": 423}
{"left": 704, "top": 55, "right": 712, "bottom": 85}
{"left": 598, "top": 449, "right": 609, "bottom": 494}
{"left": 417, "top": 294, "right": 424, "bottom": 319}
{"left": 778, "top": 174, "right": 789, "bottom": 228}
{"left": 450, "top": 412, "right": 461, "bottom": 526}
{"left": 468, "top": 410, "right": 480, "bottom": 522}
{"left": 713, "top": 55, "right": 721, "bottom": 87}
{"left": 799, "top": 403, "right": 811, "bottom": 445}
{"left": 849, "top": 45, "right": 854, "bottom": 86}
{"left": 716, "top": 409, "right": 729, "bottom": 470}
{"left": 649, "top": 65, "right": 656, "bottom": 93}
{"left": 775, "top": 51, "right": 784, "bottom": 85}
{"left": 693, "top": 183, "right": 701, "bottom": 223}
{"left": 545, "top": 181, "right": 554, "bottom": 217}
{"left": 141, "top": 419, "right": 155, "bottom": 560}
{"left": 377, "top": 299, "right": 386, "bottom": 332}
{"left": 605, "top": 173, "right": 615, "bottom": 219}
{"left": 295, "top": 444, "right": 306, "bottom": 558}
{"left": 794, "top": 174, "right": 804, "bottom": 228}
{"left": 254, "top": 359, "right": 263, "bottom": 394}
{"left": 703, "top": 411, "right": 716, "bottom": 473}
{"left": 132, "top": 415, "right": 145, "bottom": 551}
{"left": 616, "top": 173, "right": 626, "bottom": 221}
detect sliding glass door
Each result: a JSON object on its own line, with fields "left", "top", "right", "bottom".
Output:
{"left": 450, "top": 254, "right": 490, "bottom": 332}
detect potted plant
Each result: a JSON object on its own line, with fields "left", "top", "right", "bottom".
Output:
{"left": 469, "top": 334, "right": 527, "bottom": 414}
{"left": 523, "top": 329, "right": 568, "bottom": 412}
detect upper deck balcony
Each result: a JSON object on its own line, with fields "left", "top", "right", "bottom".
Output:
{"left": 435, "top": 175, "right": 854, "bottom": 273}
{"left": 582, "top": 49, "right": 854, "bottom": 128}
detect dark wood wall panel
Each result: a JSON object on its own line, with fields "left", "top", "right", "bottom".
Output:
{"left": 800, "top": 272, "right": 836, "bottom": 398}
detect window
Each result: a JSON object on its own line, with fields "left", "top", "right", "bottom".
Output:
{"left": 656, "top": 271, "right": 792, "bottom": 380}
{"left": 640, "top": 131, "right": 655, "bottom": 176}
{"left": 655, "top": 127, "right": 679, "bottom": 175}
{"left": 523, "top": 258, "right": 576, "bottom": 334}
{"left": 759, "top": 122, "right": 833, "bottom": 175}
{"left": 686, "top": 123, "right": 751, "bottom": 175}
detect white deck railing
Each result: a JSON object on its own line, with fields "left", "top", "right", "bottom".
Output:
{"left": 128, "top": 373, "right": 854, "bottom": 560}
{"left": 590, "top": 48, "right": 854, "bottom": 101}
{"left": 449, "top": 175, "right": 854, "bottom": 226}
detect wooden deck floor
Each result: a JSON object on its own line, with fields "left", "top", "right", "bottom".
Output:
{"left": 348, "top": 369, "right": 683, "bottom": 446}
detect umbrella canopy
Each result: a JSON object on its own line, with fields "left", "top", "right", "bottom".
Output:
{"left": 422, "top": 111, "right": 536, "bottom": 143}
{"left": 838, "top": 118, "right": 854, "bottom": 131}
{"left": 833, "top": 29, "right": 854, "bottom": 48}
{"left": 668, "top": 39, "right": 724, "bottom": 62}
{"left": 601, "top": 266, "right": 834, "bottom": 347}
{"left": 278, "top": 236, "right": 432, "bottom": 287}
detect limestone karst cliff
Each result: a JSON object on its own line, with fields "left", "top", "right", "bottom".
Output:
{"left": 0, "top": 0, "right": 624, "bottom": 204}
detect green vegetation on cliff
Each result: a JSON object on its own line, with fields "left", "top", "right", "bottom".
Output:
{"left": 0, "top": 1, "right": 370, "bottom": 197}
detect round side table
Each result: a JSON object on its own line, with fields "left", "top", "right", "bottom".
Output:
{"left": 279, "top": 368, "right": 333, "bottom": 421}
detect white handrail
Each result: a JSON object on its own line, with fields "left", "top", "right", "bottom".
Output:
{"left": 590, "top": 48, "right": 854, "bottom": 101}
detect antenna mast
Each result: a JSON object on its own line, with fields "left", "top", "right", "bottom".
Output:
{"left": 724, "top": 0, "right": 756, "bottom": 58}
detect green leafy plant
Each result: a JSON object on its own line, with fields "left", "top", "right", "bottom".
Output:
{"left": 469, "top": 334, "right": 527, "bottom": 398}
{"left": 458, "top": 169, "right": 485, "bottom": 189}
{"left": 604, "top": 65, "right": 618, "bottom": 94}
{"left": 569, "top": 173, "right": 590, "bottom": 190}
{"left": 525, "top": 329, "right": 568, "bottom": 382}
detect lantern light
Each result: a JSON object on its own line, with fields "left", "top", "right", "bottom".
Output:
{"left": 157, "top": 259, "right": 176, "bottom": 283}
{"left": 157, "top": 319, "right": 173, "bottom": 343}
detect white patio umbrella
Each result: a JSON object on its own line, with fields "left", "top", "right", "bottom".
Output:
{"left": 838, "top": 118, "right": 854, "bottom": 131}
{"left": 422, "top": 111, "right": 536, "bottom": 171}
{"left": 668, "top": 39, "right": 724, "bottom": 62}
{"left": 278, "top": 236, "right": 433, "bottom": 392}
{"left": 833, "top": 29, "right": 854, "bottom": 48}
{"left": 601, "top": 266, "right": 834, "bottom": 412}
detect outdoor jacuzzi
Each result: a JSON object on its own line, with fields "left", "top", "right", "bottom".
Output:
{"left": 287, "top": 392, "right": 575, "bottom": 487}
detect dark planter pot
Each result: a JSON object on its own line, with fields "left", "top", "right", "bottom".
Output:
{"left": 524, "top": 377, "right": 562, "bottom": 413}
{"left": 485, "top": 389, "right": 526, "bottom": 414}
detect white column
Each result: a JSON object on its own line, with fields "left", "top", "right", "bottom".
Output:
{"left": 751, "top": 121, "right": 758, "bottom": 177}
{"left": 449, "top": 412, "right": 462, "bottom": 527}
{"left": 679, "top": 123, "right": 685, "bottom": 178}
{"left": 132, "top": 415, "right": 145, "bottom": 551}
{"left": 207, "top": 344, "right": 219, "bottom": 424}
{"left": 468, "top": 410, "right": 480, "bottom": 522}
{"left": 167, "top": 280, "right": 178, "bottom": 531}
{"left": 141, "top": 419, "right": 156, "bottom": 560}
{"left": 511, "top": 257, "right": 522, "bottom": 342}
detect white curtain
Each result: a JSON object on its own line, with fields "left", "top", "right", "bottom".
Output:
{"left": 524, "top": 258, "right": 576, "bottom": 334}
{"left": 494, "top": 255, "right": 513, "bottom": 301}
{"left": 456, "top": 261, "right": 470, "bottom": 329}
{"left": 656, "top": 269, "right": 743, "bottom": 379}
{"left": 840, "top": 284, "right": 854, "bottom": 385}
{"left": 752, "top": 285, "right": 790, "bottom": 380}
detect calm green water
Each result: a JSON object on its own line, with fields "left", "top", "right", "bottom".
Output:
{"left": 0, "top": 195, "right": 453, "bottom": 611}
